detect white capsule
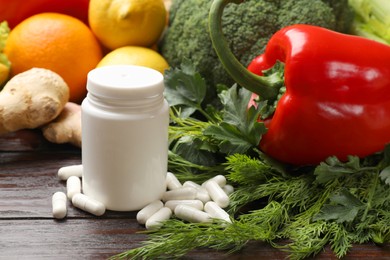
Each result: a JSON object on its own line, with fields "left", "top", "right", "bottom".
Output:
{"left": 183, "top": 180, "right": 201, "bottom": 189}
{"left": 174, "top": 204, "right": 211, "bottom": 223}
{"left": 204, "top": 201, "right": 232, "bottom": 223}
{"left": 182, "top": 181, "right": 210, "bottom": 203}
{"left": 71, "top": 193, "right": 106, "bottom": 216}
{"left": 195, "top": 188, "right": 211, "bottom": 204}
{"left": 162, "top": 187, "right": 197, "bottom": 202}
{"left": 205, "top": 180, "right": 230, "bottom": 208}
{"left": 66, "top": 176, "right": 81, "bottom": 200}
{"left": 136, "top": 200, "right": 164, "bottom": 225}
{"left": 165, "top": 200, "right": 204, "bottom": 211}
{"left": 52, "top": 191, "right": 67, "bottom": 219}
{"left": 202, "top": 175, "right": 226, "bottom": 188}
{"left": 145, "top": 207, "right": 172, "bottom": 230}
{"left": 166, "top": 172, "right": 182, "bottom": 190}
{"left": 58, "top": 164, "right": 83, "bottom": 181}
{"left": 222, "top": 184, "right": 234, "bottom": 195}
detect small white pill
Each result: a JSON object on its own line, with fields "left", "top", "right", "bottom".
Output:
{"left": 162, "top": 187, "right": 197, "bottom": 202}
{"left": 66, "top": 176, "right": 81, "bottom": 200}
{"left": 52, "top": 192, "right": 67, "bottom": 219}
{"left": 205, "top": 180, "right": 230, "bottom": 208}
{"left": 58, "top": 164, "right": 83, "bottom": 181}
{"left": 174, "top": 204, "right": 211, "bottom": 223}
{"left": 202, "top": 175, "right": 226, "bottom": 188}
{"left": 204, "top": 201, "right": 232, "bottom": 223}
{"left": 166, "top": 172, "right": 182, "bottom": 190}
{"left": 165, "top": 200, "right": 204, "bottom": 211}
{"left": 145, "top": 207, "right": 172, "bottom": 230}
{"left": 222, "top": 184, "right": 234, "bottom": 195}
{"left": 136, "top": 200, "right": 164, "bottom": 225}
{"left": 71, "top": 193, "right": 106, "bottom": 216}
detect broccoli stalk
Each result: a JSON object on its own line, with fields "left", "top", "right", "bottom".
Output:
{"left": 349, "top": 0, "right": 390, "bottom": 44}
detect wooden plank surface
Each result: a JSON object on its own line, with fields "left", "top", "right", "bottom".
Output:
{"left": 0, "top": 130, "right": 389, "bottom": 259}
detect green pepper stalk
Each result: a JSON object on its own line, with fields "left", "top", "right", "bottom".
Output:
{"left": 208, "top": 0, "right": 282, "bottom": 103}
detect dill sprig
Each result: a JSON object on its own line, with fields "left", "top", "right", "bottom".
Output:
{"left": 111, "top": 202, "right": 286, "bottom": 260}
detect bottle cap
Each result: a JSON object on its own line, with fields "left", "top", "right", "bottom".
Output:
{"left": 87, "top": 65, "right": 164, "bottom": 99}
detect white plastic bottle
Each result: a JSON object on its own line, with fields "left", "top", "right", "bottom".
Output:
{"left": 81, "top": 65, "right": 169, "bottom": 211}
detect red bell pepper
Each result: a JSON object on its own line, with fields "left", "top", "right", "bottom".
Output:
{"left": 0, "top": 0, "right": 90, "bottom": 28}
{"left": 209, "top": 0, "right": 390, "bottom": 165}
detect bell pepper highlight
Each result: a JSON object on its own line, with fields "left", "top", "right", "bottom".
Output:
{"left": 209, "top": 0, "right": 390, "bottom": 165}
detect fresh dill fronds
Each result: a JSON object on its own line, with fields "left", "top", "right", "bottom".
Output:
{"left": 224, "top": 153, "right": 277, "bottom": 185}
{"left": 111, "top": 202, "right": 286, "bottom": 260}
{"left": 228, "top": 173, "right": 316, "bottom": 214}
{"left": 113, "top": 150, "right": 390, "bottom": 260}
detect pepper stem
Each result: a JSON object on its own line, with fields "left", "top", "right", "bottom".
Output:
{"left": 209, "top": 0, "right": 281, "bottom": 102}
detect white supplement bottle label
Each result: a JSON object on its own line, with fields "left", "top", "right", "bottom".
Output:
{"left": 81, "top": 65, "right": 169, "bottom": 211}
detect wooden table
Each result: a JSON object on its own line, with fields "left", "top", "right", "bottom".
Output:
{"left": 1, "top": 130, "right": 389, "bottom": 259}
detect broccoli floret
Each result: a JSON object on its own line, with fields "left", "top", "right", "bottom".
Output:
{"left": 160, "top": 0, "right": 353, "bottom": 101}
{"left": 321, "top": 0, "right": 355, "bottom": 33}
{"left": 277, "top": 0, "right": 336, "bottom": 29}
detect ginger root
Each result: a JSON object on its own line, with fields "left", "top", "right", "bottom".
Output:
{"left": 0, "top": 68, "right": 69, "bottom": 135}
{"left": 42, "top": 102, "right": 81, "bottom": 147}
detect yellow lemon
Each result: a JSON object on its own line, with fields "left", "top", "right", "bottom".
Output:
{"left": 96, "top": 46, "right": 170, "bottom": 74}
{"left": 89, "top": 0, "right": 167, "bottom": 50}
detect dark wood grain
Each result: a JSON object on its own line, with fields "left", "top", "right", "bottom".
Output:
{"left": 0, "top": 130, "right": 389, "bottom": 259}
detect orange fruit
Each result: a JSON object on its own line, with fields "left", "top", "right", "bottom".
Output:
{"left": 4, "top": 13, "right": 103, "bottom": 103}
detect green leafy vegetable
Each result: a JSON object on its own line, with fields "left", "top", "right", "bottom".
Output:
{"left": 204, "top": 85, "right": 267, "bottom": 154}
{"left": 164, "top": 59, "right": 208, "bottom": 119}
{"left": 225, "top": 153, "right": 274, "bottom": 185}
{"left": 314, "top": 156, "right": 375, "bottom": 184}
{"left": 114, "top": 151, "right": 390, "bottom": 259}
{"left": 112, "top": 202, "right": 286, "bottom": 260}
{"left": 166, "top": 62, "right": 268, "bottom": 165}
{"left": 113, "top": 63, "right": 390, "bottom": 260}
{"left": 313, "top": 188, "right": 364, "bottom": 223}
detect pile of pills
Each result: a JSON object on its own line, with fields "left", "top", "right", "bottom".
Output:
{"left": 52, "top": 165, "right": 234, "bottom": 229}
{"left": 137, "top": 172, "right": 234, "bottom": 229}
{"left": 52, "top": 164, "right": 106, "bottom": 219}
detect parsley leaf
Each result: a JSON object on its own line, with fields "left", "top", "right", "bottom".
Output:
{"left": 313, "top": 188, "right": 364, "bottom": 223}
{"left": 204, "top": 85, "right": 267, "bottom": 154}
{"left": 314, "top": 156, "right": 362, "bottom": 184}
{"left": 172, "top": 135, "right": 218, "bottom": 167}
{"left": 164, "top": 59, "right": 207, "bottom": 118}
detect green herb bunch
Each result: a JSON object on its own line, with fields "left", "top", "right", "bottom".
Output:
{"left": 112, "top": 62, "right": 390, "bottom": 260}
